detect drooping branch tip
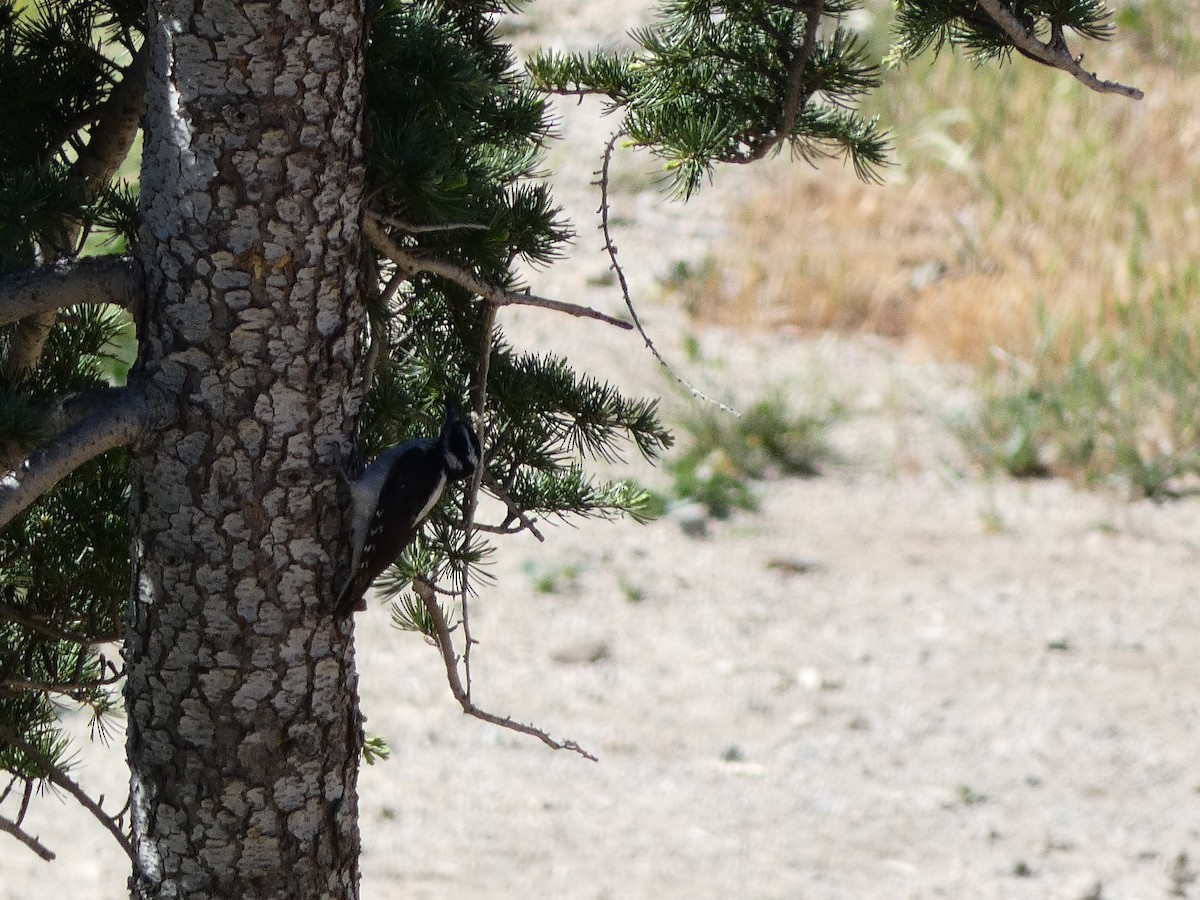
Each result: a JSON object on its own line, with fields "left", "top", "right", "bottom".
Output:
{"left": 974, "top": 0, "right": 1143, "bottom": 100}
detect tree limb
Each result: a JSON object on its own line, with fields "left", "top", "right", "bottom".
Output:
{"left": 0, "top": 388, "right": 153, "bottom": 535}
{"left": 0, "top": 723, "right": 134, "bottom": 864}
{"left": 5, "top": 49, "right": 144, "bottom": 375}
{"left": 740, "top": 1, "right": 825, "bottom": 162}
{"left": 413, "top": 578, "right": 597, "bottom": 762}
{"left": 363, "top": 215, "right": 633, "bottom": 330}
{"left": 67, "top": 45, "right": 149, "bottom": 201}
{"left": 6, "top": 46, "right": 148, "bottom": 378}
{"left": 0, "top": 814, "right": 55, "bottom": 861}
{"left": 0, "top": 386, "right": 138, "bottom": 479}
{"left": 0, "top": 602, "right": 119, "bottom": 645}
{"left": 4, "top": 312, "right": 61, "bottom": 381}
{"left": 974, "top": 0, "right": 1143, "bottom": 99}
{"left": 0, "top": 256, "right": 142, "bottom": 326}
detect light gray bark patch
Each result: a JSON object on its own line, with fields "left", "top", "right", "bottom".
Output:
{"left": 177, "top": 698, "right": 216, "bottom": 746}
{"left": 231, "top": 669, "right": 277, "bottom": 710}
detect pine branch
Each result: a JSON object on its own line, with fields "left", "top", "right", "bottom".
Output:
{"left": 739, "top": 0, "right": 825, "bottom": 163}
{"left": 973, "top": 0, "right": 1142, "bottom": 99}
{"left": 0, "top": 601, "right": 114, "bottom": 645}
{"left": 66, "top": 44, "right": 149, "bottom": 201}
{"left": 0, "top": 723, "right": 134, "bottom": 865}
{"left": 0, "top": 388, "right": 153, "bottom": 535}
{"left": 0, "top": 814, "right": 55, "bottom": 861}
{"left": 363, "top": 215, "right": 632, "bottom": 330}
{"left": 413, "top": 577, "right": 597, "bottom": 762}
{"left": 0, "top": 256, "right": 142, "bottom": 326}
{"left": 5, "top": 46, "right": 148, "bottom": 378}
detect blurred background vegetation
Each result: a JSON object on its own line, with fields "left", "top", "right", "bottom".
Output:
{"left": 671, "top": 0, "right": 1200, "bottom": 499}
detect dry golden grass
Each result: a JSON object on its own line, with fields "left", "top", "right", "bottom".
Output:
{"left": 684, "top": 3, "right": 1200, "bottom": 365}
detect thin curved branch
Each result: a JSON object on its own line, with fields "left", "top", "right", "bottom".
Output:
{"left": 598, "top": 132, "right": 739, "bottom": 416}
{"left": 363, "top": 215, "right": 633, "bottom": 330}
{"left": 459, "top": 299, "right": 498, "bottom": 698}
{"left": 413, "top": 578, "right": 597, "bottom": 762}
{"left": 974, "top": 0, "right": 1143, "bottom": 99}
{"left": 371, "top": 212, "right": 490, "bottom": 235}
{"left": 0, "top": 388, "right": 152, "bottom": 535}
{"left": 481, "top": 470, "right": 545, "bottom": 542}
{"left": 0, "top": 256, "right": 142, "bottom": 326}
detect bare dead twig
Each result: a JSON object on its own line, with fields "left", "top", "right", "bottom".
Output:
{"left": 0, "top": 814, "right": 55, "bottom": 861}
{"left": 459, "top": 300, "right": 499, "bottom": 699}
{"left": 974, "top": 0, "right": 1143, "bottom": 99}
{"left": 481, "top": 471, "right": 545, "bottom": 542}
{"left": 363, "top": 215, "right": 633, "bottom": 330}
{"left": 597, "top": 132, "right": 739, "bottom": 416}
{"left": 413, "top": 578, "right": 597, "bottom": 762}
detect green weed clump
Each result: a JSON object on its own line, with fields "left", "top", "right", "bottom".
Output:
{"left": 666, "top": 390, "right": 843, "bottom": 519}
{"left": 965, "top": 269, "right": 1200, "bottom": 499}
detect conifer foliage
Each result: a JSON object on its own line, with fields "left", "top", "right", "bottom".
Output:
{"left": 0, "top": 0, "right": 1133, "bottom": 871}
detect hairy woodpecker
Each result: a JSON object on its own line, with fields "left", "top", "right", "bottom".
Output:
{"left": 334, "top": 406, "right": 481, "bottom": 618}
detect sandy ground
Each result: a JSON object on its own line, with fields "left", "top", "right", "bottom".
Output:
{"left": 7, "top": 3, "right": 1200, "bottom": 898}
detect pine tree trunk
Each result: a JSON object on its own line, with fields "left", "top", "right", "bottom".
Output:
{"left": 125, "top": 2, "right": 366, "bottom": 897}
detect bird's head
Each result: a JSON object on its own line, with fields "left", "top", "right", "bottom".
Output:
{"left": 440, "top": 403, "right": 481, "bottom": 481}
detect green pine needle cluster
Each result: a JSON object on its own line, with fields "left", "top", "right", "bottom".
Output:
{"left": 0, "top": 305, "right": 132, "bottom": 779}
{"left": 527, "top": 0, "right": 889, "bottom": 196}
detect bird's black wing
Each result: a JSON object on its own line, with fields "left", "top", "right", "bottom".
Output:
{"left": 334, "top": 442, "right": 444, "bottom": 617}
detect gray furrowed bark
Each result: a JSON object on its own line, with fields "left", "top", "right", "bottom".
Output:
{"left": 126, "top": 2, "right": 367, "bottom": 897}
